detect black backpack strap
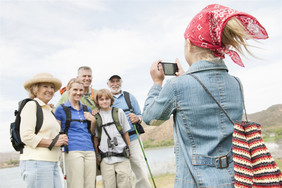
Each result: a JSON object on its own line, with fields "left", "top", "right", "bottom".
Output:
{"left": 61, "top": 104, "right": 71, "bottom": 153}
{"left": 123, "top": 91, "right": 133, "bottom": 113}
{"left": 82, "top": 104, "right": 92, "bottom": 134}
{"left": 123, "top": 91, "right": 145, "bottom": 135}
{"left": 18, "top": 99, "right": 43, "bottom": 154}
{"left": 34, "top": 100, "right": 43, "bottom": 134}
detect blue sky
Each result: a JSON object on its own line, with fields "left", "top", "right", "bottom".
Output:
{"left": 0, "top": 0, "right": 281, "bottom": 152}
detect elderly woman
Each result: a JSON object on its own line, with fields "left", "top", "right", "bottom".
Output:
{"left": 20, "top": 73, "right": 68, "bottom": 188}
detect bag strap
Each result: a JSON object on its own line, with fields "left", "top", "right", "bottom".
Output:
{"left": 95, "top": 108, "right": 128, "bottom": 148}
{"left": 34, "top": 100, "right": 43, "bottom": 134}
{"left": 232, "top": 77, "right": 248, "bottom": 121}
{"left": 112, "top": 107, "right": 128, "bottom": 146}
{"left": 189, "top": 74, "right": 248, "bottom": 125}
{"left": 18, "top": 99, "right": 43, "bottom": 134}
{"left": 95, "top": 113, "right": 103, "bottom": 139}
{"left": 82, "top": 104, "right": 92, "bottom": 134}
{"left": 188, "top": 74, "right": 234, "bottom": 124}
{"left": 189, "top": 74, "right": 248, "bottom": 123}
{"left": 123, "top": 91, "right": 133, "bottom": 113}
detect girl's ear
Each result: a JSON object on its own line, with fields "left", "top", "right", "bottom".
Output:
{"left": 186, "top": 39, "right": 192, "bottom": 53}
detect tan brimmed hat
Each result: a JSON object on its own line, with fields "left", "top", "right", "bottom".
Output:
{"left": 24, "top": 73, "right": 62, "bottom": 92}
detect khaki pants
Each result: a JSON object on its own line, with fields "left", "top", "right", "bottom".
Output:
{"left": 65, "top": 151, "right": 96, "bottom": 188}
{"left": 101, "top": 159, "right": 132, "bottom": 188}
{"left": 130, "top": 139, "right": 151, "bottom": 188}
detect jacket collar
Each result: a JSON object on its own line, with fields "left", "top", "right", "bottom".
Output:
{"left": 34, "top": 98, "right": 52, "bottom": 111}
{"left": 186, "top": 59, "right": 228, "bottom": 74}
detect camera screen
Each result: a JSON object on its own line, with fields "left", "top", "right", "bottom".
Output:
{"left": 161, "top": 63, "right": 178, "bottom": 76}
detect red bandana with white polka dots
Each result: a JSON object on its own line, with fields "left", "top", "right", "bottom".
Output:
{"left": 184, "top": 4, "right": 268, "bottom": 67}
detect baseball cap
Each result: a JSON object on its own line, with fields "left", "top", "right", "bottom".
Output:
{"left": 109, "top": 75, "right": 121, "bottom": 80}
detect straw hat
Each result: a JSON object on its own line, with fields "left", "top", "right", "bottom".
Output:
{"left": 24, "top": 73, "right": 62, "bottom": 92}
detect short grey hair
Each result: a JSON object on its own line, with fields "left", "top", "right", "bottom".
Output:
{"left": 77, "top": 66, "right": 92, "bottom": 76}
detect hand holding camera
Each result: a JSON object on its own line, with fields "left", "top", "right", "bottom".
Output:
{"left": 150, "top": 59, "right": 184, "bottom": 86}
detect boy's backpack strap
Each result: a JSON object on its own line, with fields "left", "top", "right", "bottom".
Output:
{"left": 112, "top": 107, "right": 123, "bottom": 134}
{"left": 94, "top": 113, "right": 103, "bottom": 139}
{"left": 112, "top": 107, "right": 129, "bottom": 147}
{"left": 123, "top": 91, "right": 133, "bottom": 113}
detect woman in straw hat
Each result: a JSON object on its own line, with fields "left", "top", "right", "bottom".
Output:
{"left": 20, "top": 73, "right": 68, "bottom": 188}
{"left": 142, "top": 4, "right": 268, "bottom": 188}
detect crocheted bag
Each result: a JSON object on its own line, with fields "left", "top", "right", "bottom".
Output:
{"left": 189, "top": 74, "right": 282, "bottom": 188}
{"left": 233, "top": 121, "right": 282, "bottom": 187}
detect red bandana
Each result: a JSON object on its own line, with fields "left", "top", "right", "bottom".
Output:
{"left": 184, "top": 4, "right": 268, "bottom": 67}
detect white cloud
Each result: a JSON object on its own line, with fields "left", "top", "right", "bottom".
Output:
{"left": 0, "top": 0, "right": 281, "bottom": 152}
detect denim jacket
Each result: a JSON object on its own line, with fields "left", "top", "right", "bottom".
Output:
{"left": 143, "top": 60, "right": 243, "bottom": 188}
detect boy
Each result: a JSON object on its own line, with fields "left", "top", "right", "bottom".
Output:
{"left": 94, "top": 89, "right": 132, "bottom": 188}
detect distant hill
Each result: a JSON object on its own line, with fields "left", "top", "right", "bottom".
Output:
{"left": 248, "top": 104, "right": 282, "bottom": 127}
{"left": 1, "top": 104, "right": 281, "bottom": 168}
{"left": 141, "top": 104, "right": 282, "bottom": 147}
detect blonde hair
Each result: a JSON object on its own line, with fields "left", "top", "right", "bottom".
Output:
{"left": 66, "top": 78, "right": 83, "bottom": 91}
{"left": 189, "top": 17, "right": 254, "bottom": 62}
{"left": 27, "top": 83, "right": 39, "bottom": 98}
{"left": 94, "top": 89, "right": 115, "bottom": 108}
{"left": 222, "top": 17, "right": 254, "bottom": 57}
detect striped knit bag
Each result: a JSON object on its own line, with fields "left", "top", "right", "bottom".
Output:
{"left": 233, "top": 121, "right": 282, "bottom": 187}
{"left": 189, "top": 74, "right": 282, "bottom": 188}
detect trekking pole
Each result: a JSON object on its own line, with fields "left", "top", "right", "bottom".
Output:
{"left": 62, "top": 149, "right": 67, "bottom": 188}
{"left": 133, "top": 124, "right": 157, "bottom": 188}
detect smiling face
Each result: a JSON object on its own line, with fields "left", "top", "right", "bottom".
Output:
{"left": 68, "top": 82, "right": 84, "bottom": 102}
{"left": 77, "top": 69, "right": 92, "bottom": 89}
{"left": 98, "top": 94, "right": 112, "bottom": 111}
{"left": 36, "top": 82, "right": 55, "bottom": 104}
{"left": 107, "top": 77, "right": 122, "bottom": 95}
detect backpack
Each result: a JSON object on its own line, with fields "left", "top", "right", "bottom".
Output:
{"left": 10, "top": 98, "right": 43, "bottom": 154}
{"left": 123, "top": 91, "right": 145, "bottom": 135}
{"left": 60, "top": 104, "right": 91, "bottom": 153}
{"left": 189, "top": 73, "right": 282, "bottom": 187}
{"left": 95, "top": 107, "right": 123, "bottom": 140}
{"left": 94, "top": 107, "right": 130, "bottom": 159}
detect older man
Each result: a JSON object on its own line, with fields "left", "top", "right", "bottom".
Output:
{"left": 107, "top": 75, "right": 151, "bottom": 188}
{"left": 55, "top": 66, "right": 98, "bottom": 111}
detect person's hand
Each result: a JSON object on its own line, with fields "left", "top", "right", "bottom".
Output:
{"left": 175, "top": 58, "right": 185, "bottom": 76}
{"left": 55, "top": 134, "right": 68, "bottom": 146}
{"left": 150, "top": 60, "right": 165, "bottom": 86}
{"left": 84, "top": 112, "right": 96, "bottom": 122}
{"left": 49, "top": 103, "right": 54, "bottom": 108}
{"left": 128, "top": 113, "right": 141, "bottom": 124}
{"left": 92, "top": 109, "right": 99, "bottom": 115}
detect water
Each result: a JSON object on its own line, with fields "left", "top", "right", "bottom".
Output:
{"left": 0, "top": 167, "right": 25, "bottom": 188}
{"left": 0, "top": 147, "right": 175, "bottom": 188}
